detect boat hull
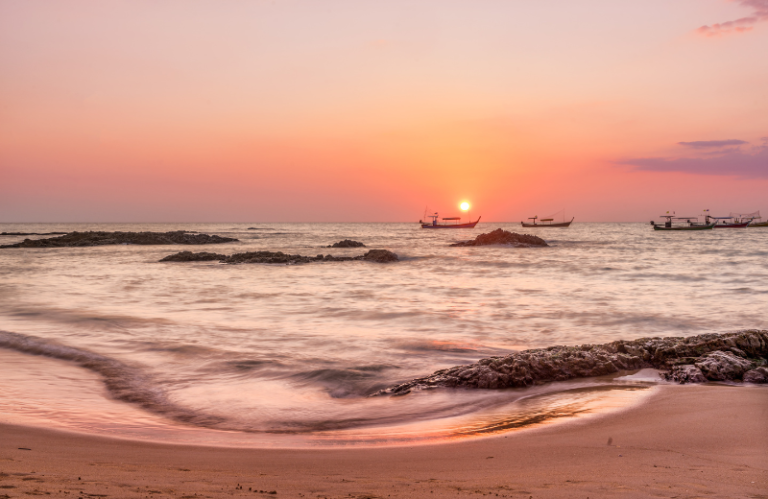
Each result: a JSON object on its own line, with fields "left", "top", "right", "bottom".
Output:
{"left": 652, "top": 223, "right": 715, "bottom": 231}
{"left": 713, "top": 222, "right": 751, "bottom": 228}
{"left": 521, "top": 217, "right": 574, "bottom": 228}
{"left": 748, "top": 221, "right": 768, "bottom": 227}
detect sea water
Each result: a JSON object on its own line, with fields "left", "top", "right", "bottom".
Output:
{"left": 0, "top": 222, "right": 766, "bottom": 446}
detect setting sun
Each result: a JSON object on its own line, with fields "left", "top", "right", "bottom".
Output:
{"left": 460, "top": 202, "right": 470, "bottom": 211}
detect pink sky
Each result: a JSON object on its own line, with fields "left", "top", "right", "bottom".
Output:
{"left": 1, "top": 0, "right": 767, "bottom": 222}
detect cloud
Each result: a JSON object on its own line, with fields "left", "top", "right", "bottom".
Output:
{"left": 619, "top": 144, "right": 768, "bottom": 178}
{"left": 697, "top": 0, "right": 768, "bottom": 36}
{"left": 677, "top": 139, "right": 747, "bottom": 148}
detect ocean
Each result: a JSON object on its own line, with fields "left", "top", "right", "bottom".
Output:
{"left": 1, "top": 222, "right": 766, "bottom": 447}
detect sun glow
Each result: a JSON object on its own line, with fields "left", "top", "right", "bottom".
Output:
{"left": 460, "top": 202, "right": 470, "bottom": 211}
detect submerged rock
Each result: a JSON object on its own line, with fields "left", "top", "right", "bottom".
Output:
{"left": 450, "top": 229, "right": 548, "bottom": 247}
{"left": 1, "top": 231, "right": 238, "bottom": 248}
{"left": 159, "top": 251, "right": 227, "bottom": 262}
{"left": 328, "top": 239, "right": 366, "bottom": 248}
{"left": 374, "top": 330, "right": 768, "bottom": 395}
{"left": 160, "top": 249, "right": 399, "bottom": 264}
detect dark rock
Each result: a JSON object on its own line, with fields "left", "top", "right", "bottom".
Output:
{"left": 373, "top": 330, "right": 768, "bottom": 395}
{"left": 450, "top": 229, "right": 548, "bottom": 247}
{"left": 160, "top": 251, "right": 227, "bottom": 262}
{"left": 0, "top": 232, "right": 67, "bottom": 236}
{"left": 361, "top": 249, "right": 399, "bottom": 263}
{"left": 695, "top": 351, "right": 754, "bottom": 381}
{"left": 328, "top": 239, "right": 366, "bottom": 248}
{"left": 743, "top": 367, "right": 768, "bottom": 383}
{"left": 0, "top": 231, "right": 238, "bottom": 248}
{"left": 159, "top": 248, "right": 399, "bottom": 265}
{"left": 662, "top": 364, "right": 707, "bottom": 384}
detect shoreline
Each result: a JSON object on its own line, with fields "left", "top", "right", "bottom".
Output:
{"left": 1, "top": 385, "right": 766, "bottom": 498}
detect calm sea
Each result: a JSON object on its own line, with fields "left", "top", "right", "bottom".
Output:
{"left": 1, "top": 222, "right": 766, "bottom": 446}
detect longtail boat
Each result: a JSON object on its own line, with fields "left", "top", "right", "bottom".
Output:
{"left": 651, "top": 216, "right": 714, "bottom": 231}
{"left": 705, "top": 216, "right": 751, "bottom": 228}
{"left": 521, "top": 216, "right": 574, "bottom": 228}
{"left": 420, "top": 213, "right": 481, "bottom": 229}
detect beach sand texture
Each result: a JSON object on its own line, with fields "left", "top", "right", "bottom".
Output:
{"left": 1, "top": 385, "right": 765, "bottom": 499}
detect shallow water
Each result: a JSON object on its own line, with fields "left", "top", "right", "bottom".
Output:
{"left": 0, "top": 222, "right": 766, "bottom": 446}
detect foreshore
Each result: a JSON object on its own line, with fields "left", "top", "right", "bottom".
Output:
{"left": 1, "top": 385, "right": 766, "bottom": 498}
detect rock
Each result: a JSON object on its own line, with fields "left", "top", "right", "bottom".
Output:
{"left": 450, "top": 229, "right": 548, "bottom": 247}
{"left": 1, "top": 231, "right": 238, "bottom": 248}
{"left": 694, "top": 351, "right": 754, "bottom": 381}
{"left": 373, "top": 330, "right": 768, "bottom": 395}
{"left": 328, "top": 239, "right": 366, "bottom": 248}
{"left": 159, "top": 248, "right": 399, "bottom": 265}
{"left": 743, "top": 367, "right": 768, "bottom": 383}
{"left": 361, "top": 249, "right": 399, "bottom": 263}
{"left": 662, "top": 364, "right": 707, "bottom": 384}
{"left": 160, "top": 251, "right": 227, "bottom": 262}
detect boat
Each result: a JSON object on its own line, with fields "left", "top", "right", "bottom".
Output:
{"left": 705, "top": 216, "right": 751, "bottom": 228}
{"left": 521, "top": 215, "right": 574, "bottom": 228}
{"left": 731, "top": 211, "right": 768, "bottom": 228}
{"left": 420, "top": 213, "right": 481, "bottom": 229}
{"left": 650, "top": 216, "right": 714, "bottom": 231}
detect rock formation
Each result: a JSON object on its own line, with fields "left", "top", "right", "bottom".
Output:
{"left": 450, "top": 229, "right": 548, "bottom": 247}
{"left": 375, "top": 330, "right": 768, "bottom": 395}
{"left": 1, "top": 231, "right": 238, "bottom": 248}
{"left": 327, "top": 239, "right": 366, "bottom": 248}
{"left": 160, "top": 249, "right": 399, "bottom": 264}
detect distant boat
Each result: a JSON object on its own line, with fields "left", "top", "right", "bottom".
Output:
{"left": 731, "top": 211, "right": 767, "bottom": 228}
{"left": 705, "top": 216, "right": 751, "bottom": 228}
{"left": 420, "top": 213, "right": 481, "bottom": 229}
{"left": 651, "top": 216, "right": 714, "bottom": 231}
{"left": 521, "top": 216, "right": 574, "bottom": 228}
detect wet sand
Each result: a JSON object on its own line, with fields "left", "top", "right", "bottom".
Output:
{"left": 1, "top": 385, "right": 766, "bottom": 499}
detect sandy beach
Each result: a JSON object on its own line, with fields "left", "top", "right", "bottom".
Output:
{"left": 1, "top": 385, "right": 765, "bottom": 499}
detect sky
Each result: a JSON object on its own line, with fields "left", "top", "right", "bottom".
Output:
{"left": 1, "top": 0, "right": 767, "bottom": 222}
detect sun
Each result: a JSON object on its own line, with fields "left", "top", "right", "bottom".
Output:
{"left": 460, "top": 202, "right": 470, "bottom": 211}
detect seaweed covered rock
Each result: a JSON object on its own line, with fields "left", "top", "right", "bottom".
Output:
{"left": 1, "top": 231, "right": 238, "bottom": 248}
{"left": 328, "top": 240, "right": 366, "bottom": 248}
{"left": 362, "top": 249, "right": 398, "bottom": 263}
{"left": 159, "top": 249, "right": 399, "bottom": 264}
{"left": 374, "top": 330, "right": 768, "bottom": 395}
{"left": 743, "top": 367, "right": 768, "bottom": 383}
{"left": 450, "top": 229, "right": 548, "bottom": 247}
{"left": 159, "top": 251, "right": 227, "bottom": 262}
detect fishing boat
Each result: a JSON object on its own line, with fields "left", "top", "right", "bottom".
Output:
{"left": 705, "top": 216, "right": 751, "bottom": 228}
{"left": 731, "top": 211, "right": 768, "bottom": 228}
{"left": 420, "top": 213, "right": 481, "bottom": 229}
{"left": 521, "top": 215, "right": 574, "bottom": 228}
{"left": 650, "top": 216, "right": 714, "bottom": 231}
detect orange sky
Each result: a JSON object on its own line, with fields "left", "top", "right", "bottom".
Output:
{"left": 1, "top": 0, "right": 767, "bottom": 222}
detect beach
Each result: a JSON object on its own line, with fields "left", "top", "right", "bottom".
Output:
{"left": 2, "top": 385, "right": 766, "bottom": 499}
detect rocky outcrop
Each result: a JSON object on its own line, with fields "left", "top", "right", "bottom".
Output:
{"left": 327, "top": 239, "right": 366, "bottom": 248}
{"left": 450, "top": 229, "right": 548, "bottom": 247}
{"left": 1, "top": 232, "right": 67, "bottom": 236}
{"left": 160, "top": 249, "right": 399, "bottom": 265}
{"left": 1, "top": 231, "right": 237, "bottom": 248}
{"left": 375, "top": 330, "right": 768, "bottom": 396}
{"left": 159, "top": 251, "right": 227, "bottom": 262}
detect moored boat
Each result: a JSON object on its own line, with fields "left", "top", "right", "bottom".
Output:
{"left": 651, "top": 216, "right": 714, "bottom": 231}
{"left": 420, "top": 213, "right": 481, "bottom": 229}
{"left": 731, "top": 211, "right": 767, "bottom": 228}
{"left": 705, "top": 216, "right": 751, "bottom": 228}
{"left": 521, "top": 215, "right": 574, "bottom": 228}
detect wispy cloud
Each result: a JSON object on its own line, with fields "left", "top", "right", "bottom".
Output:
{"left": 618, "top": 142, "right": 768, "bottom": 178}
{"left": 697, "top": 0, "right": 768, "bottom": 36}
{"left": 678, "top": 139, "right": 747, "bottom": 148}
